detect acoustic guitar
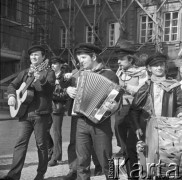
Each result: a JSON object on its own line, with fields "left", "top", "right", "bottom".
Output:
{"left": 10, "top": 76, "right": 35, "bottom": 118}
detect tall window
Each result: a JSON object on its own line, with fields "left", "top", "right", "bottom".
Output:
{"left": 86, "top": 25, "right": 98, "bottom": 43}
{"left": 16, "top": 0, "right": 22, "bottom": 21}
{"left": 29, "top": 0, "right": 35, "bottom": 28}
{"left": 139, "top": 15, "right": 154, "bottom": 43}
{"left": 109, "top": 22, "right": 120, "bottom": 47}
{"left": 86, "top": 0, "right": 100, "bottom": 5}
{"left": 59, "top": 27, "right": 68, "bottom": 48}
{"left": 164, "top": 12, "right": 179, "bottom": 42}
{"left": 0, "top": 0, "right": 20, "bottom": 21}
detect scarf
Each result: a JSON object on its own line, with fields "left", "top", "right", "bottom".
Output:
{"left": 116, "top": 66, "right": 146, "bottom": 79}
{"left": 151, "top": 75, "right": 180, "bottom": 92}
{"left": 28, "top": 59, "right": 49, "bottom": 76}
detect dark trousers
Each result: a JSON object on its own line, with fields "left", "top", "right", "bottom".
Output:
{"left": 67, "top": 116, "right": 78, "bottom": 171}
{"left": 76, "top": 117, "right": 113, "bottom": 180}
{"left": 47, "top": 118, "right": 54, "bottom": 159}
{"left": 114, "top": 105, "right": 130, "bottom": 150}
{"left": 7, "top": 115, "right": 49, "bottom": 180}
{"left": 67, "top": 117, "right": 101, "bottom": 172}
{"left": 115, "top": 105, "right": 140, "bottom": 177}
{"left": 49, "top": 113, "right": 64, "bottom": 161}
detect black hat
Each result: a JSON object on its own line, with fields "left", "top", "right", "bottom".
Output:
{"left": 115, "top": 39, "right": 137, "bottom": 56}
{"left": 145, "top": 53, "right": 167, "bottom": 66}
{"left": 75, "top": 43, "right": 102, "bottom": 55}
{"left": 50, "top": 56, "right": 65, "bottom": 64}
{"left": 28, "top": 45, "right": 46, "bottom": 55}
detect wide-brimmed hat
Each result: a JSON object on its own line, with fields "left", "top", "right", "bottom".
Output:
{"left": 115, "top": 39, "right": 137, "bottom": 57}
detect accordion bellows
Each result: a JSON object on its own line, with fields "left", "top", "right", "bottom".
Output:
{"left": 72, "top": 71, "right": 122, "bottom": 124}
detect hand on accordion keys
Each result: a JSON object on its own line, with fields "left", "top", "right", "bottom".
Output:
{"left": 177, "top": 112, "right": 182, "bottom": 119}
{"left": 66, "top": 86, "right": 77, "bottom": 99}
{"left": 103, "top": 100, "right": 119, "bottom": 113}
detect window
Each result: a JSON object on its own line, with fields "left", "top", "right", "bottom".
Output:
{"left": 29, "top": 0, "right": 35, "bottom": 28}
{"left": 86, "top": 25, "right": 99, "bottom": 43}
{"left": 86, "top": 0, "right": 100, "bottom": 5}
{"left": 164, "top": 12, "right": 179, "bottom": 42}
{"left": 16, "top": 0, "right": 22, "bottom": 21}
{"left": 0, "top": 0, "right": 20, "bottom": 21}
{"left": 139, "top": 15, "right": 154, "bottom": 43}
{"left": 109, "top": 22, "right": 120, "bottom": 47}
{"left": 59, "top": 27, "right": 68, "bottom": 48}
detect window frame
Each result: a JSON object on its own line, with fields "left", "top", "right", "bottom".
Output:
{"left": 163, "top": 11, "right": 179, "bottom": 42}
{"left": 59, "top": 27, "right": 68, "bottom": 49}
{"left": 137, "top": 3, "right": 182, "bottom": 44}
{"left": 108, "top": 22, "right": 120, "bottom": 47}
{"left": 85, "top": 24, "right": 99, "bottom": 44}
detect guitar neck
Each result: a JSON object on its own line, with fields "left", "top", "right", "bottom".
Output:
{"left": 21, "top": 76, "right": 35, "bottom": 95}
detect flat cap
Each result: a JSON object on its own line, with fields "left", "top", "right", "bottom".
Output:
{"left": 28, "top": 45, "right": 46, "bottom": 55}
{"left": 145, "top": 53, "right": 167, "bottom": 66}
{"left": 115, "top": 39, "right": 137, "bottom": 56}
{"left": 50, "top": 56, "right": 65, "bottom": 64}
{"left": 75, "top": 43, "right": 102, "bottom": 54}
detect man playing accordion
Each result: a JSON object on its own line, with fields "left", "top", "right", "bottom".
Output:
{"left": 66, "top": 43, "right": 120, "bottom": 180}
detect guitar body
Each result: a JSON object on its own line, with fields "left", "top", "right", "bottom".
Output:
{"left": 10, "top": 82, "right": 34, "bottom": 118}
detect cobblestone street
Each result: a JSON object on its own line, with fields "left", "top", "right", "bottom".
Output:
{"left": 0, "top": 113, "right": 127, "bottom": 180}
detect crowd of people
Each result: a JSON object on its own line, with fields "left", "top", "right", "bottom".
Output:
{"left": 3, "top": 41, "right": 182, "bottom": 180}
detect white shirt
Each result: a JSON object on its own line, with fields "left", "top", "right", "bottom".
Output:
{"left": 153, "top": 83, "right": 164, "bottom": 116}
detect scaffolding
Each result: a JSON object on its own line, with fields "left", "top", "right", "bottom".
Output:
{"left": 48, "top": 0, "right": 182, "bottom": 68}
{"left": 1, "top": 0, "right": 182, "bottom": 74}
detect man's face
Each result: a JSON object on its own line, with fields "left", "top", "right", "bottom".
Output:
{"left": 148, "top": 61, "right": 166, "bottom": 77}
{"left": 77, "top": 53, "right": 95, "bottom": 70}
{"left": 51, "top": 62, "right": 62, "bottom": 73}
{"left": 118, "top": 56, "right": 132, "bottom": 70}
{"left": 30, "top": 51, "right": 45, "bottom": 66}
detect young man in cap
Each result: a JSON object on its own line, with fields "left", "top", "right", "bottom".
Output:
{"left": 4, "top": 45, "right": 56, "bottom": 180}
{"left": 113, "top": 40, "right": 148, "bottom": 172}
{"left": 47, "top": 56, "right": 69, "bottom": 166}
{"left": 62, "top": 64, "right": 103, "bottom": 180}
{"left": 65, "top": 43, "right": 120, "bottom": 180}
{"left": 130, "top": 52, "right": 182, "bottom": 179}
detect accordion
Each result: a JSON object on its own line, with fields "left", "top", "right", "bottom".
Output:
{"left": 72, "top": 71, "right": 123, "bottom": 124}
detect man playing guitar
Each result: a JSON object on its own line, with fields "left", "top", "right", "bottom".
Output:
{"left": 4, "top": 45, "right": 56, "bottom": 180}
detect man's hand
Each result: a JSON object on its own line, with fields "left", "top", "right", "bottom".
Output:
{"left": 8, "top": 96, "right": 16, "bottom": 106}
{"left": 103, "top": 100, "right": 119, "bottom": 113}
{"left": 34, "top": 71, "right": 41, "bottom": 81}
{"left": 136, "top": 128, "right": 143, "bottom": 140}
{"left": 177, "top": 112, "right": 182, "bottom": 119}
{"left": 66, "top": 86, "right": 77, "bottom": 99}
{"left": 64, "top": 73, "right": 73, "bottom": 80}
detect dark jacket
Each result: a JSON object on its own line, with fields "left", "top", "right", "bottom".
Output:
{"left": 130, "top": 79, "right": 182, "bottom": 131}
{"left": 52, "top": 72, "right": 69, "bottom": 114}
{"left": 7, "top": 68, "right": 56, "bottom": 117}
